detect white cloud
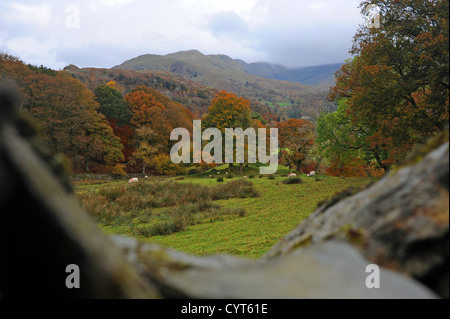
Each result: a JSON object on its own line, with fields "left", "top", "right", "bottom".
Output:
{"left": 3, "top": 2, "right": 53, "bottom": 28}
{"left": 100, "top": 0, "right": 134, "bottom": 6}
{"left": 0, "top": 0, "right": 364, "bottom": 69}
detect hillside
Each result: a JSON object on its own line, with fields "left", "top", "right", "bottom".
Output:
{"left": 63, "top": 65, "right": 276, "bottom": 121}
{"left": 112, "top": 50, "right": 337, "bottom": 119}
{"left": 64, "top": 64, "right": 218, "bottom": 118}
{"left": 66, "top": 63, "right": 336, "bottom": 122}
{"left": 113, "top": 50, "right": 314, "bottom": 97}
{"left": 114, "top": 50, "right": 340, "bottom": 92}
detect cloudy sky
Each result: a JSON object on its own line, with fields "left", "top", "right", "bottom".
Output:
{"left": 0, "top": 0, "right": 365, "bottom": 70}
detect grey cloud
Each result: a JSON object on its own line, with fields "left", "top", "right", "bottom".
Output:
{"left": 1, "top": 0, "right": 364, "bottom": 69}
{"left": 251, "top": 25, "right": 356, "bottom": 67}
{"left": 55, "top": 44, "right": 142, "bottom": 68}
{"left": 209, "top": 11, "right": 250, "bottom": 38}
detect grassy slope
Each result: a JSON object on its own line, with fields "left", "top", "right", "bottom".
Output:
{"left": 79, "top": 175, "right": 374, "bottom": 259}
{"left": 113, "top": 50, "right": 317, "bottom": 99}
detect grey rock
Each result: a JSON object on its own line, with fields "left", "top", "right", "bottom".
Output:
{"left": 265, "top": 142, "right": 449, "bottom": 298}
{"left": 112, "top": 237, "right": 438, "bottom": 299}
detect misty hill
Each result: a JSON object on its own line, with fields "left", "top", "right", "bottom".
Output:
{"left": 113, "top": 50, "right": 340, "bottom": 92}
{"left": 244, "top": 62, "right": 342, "bottom": 91}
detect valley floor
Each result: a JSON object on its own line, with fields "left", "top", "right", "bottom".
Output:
{"left": 75, "top": 175, "right": 375, "bottom": 259}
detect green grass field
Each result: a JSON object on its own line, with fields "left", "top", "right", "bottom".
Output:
{"left": 74, "top": 174, "right": 375, "bottom": 259}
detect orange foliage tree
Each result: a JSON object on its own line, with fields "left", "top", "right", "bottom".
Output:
{"left": 276, "top": 119, "right": 315, "bottom": 172}
{"left": 1, "top": 53, "right": 125, "bottom": 173}
{"left": 125, "top": 85, "right": 193, "bottom": 174}
{"left": 202, "top": 91, "right": 258, "bottom": 172}
{"left": 203, "top": 90, "right": 252, "bottom": 132}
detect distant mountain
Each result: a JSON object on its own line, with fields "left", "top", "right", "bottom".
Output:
{"left": 244, "top": 62, "right": 342, "bottom": 91}
{"left": 113, "top": 50, "right": 341, "bottom": 93}
{"left": 113, "top": 50, "right": 338, "bottom": 120}
{"left": 113, "top": 50, "right": 317, "bottom": 102}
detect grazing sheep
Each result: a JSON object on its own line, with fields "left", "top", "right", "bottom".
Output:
{"left": 144, "top": 176, "right": 149, "bottom": 179}
{"left": 288, "top": 173, "right": 297, "bottom": 177}
{"left": 307, "top": 171, "right": 316, "bottom": 177}
{"left": 243, "top": 176, "right": 248, "bottom": 179}
{"left": 128, "top": 177, "right": 139, "bottom": 183}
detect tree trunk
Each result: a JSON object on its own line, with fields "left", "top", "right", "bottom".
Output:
{"left": 373, "top": 146, "right": 390, "bottom": 173}
{"left": 297, "top": 160, "right": 303, "bottom": 173}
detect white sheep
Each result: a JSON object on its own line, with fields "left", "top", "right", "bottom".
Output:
{"left": 288, "top": 173, "right": 297, "bottom": 177}
{"left": 307, "top": 171, "right": 316, "bottom": 177}
{"left": 128, "top": 177, "right": 139, "bottom": 183}
{"left": 243, "top": 176, "right": 248, "bottom": 179}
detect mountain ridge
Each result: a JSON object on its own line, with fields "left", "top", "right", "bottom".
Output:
{"left": 113, "top": 50, "right": 341, "bottom": 92}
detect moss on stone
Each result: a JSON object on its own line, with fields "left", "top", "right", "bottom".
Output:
{"left": 287, "top": 234, "right": 313, "bottom": 253}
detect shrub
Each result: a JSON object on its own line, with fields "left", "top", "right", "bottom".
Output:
{"left": 249, "top": 174, "right": 255, "bottom": 179}
{"left": 282, "top": 177, "right": 302, "bottom": 184}
{"left": 226, "top": 174, "right": 234, "bottom": 179}
{"left": 97, "top": 185, "right": 125, "bottom": 201}
{"left": 78, "top": 178, "right": 259, "bottom": 237}
{"left": 187, "top": 168, "right": 201, "bottom": 175}
{"left": 232, "top": 207, "right": 247, "bottom": 217}
{"left": 175, "top": 176, "right": 185, "bottom": 181}
{"left": 217, "top": 177, "right": 224, "bottom": 182}
{"left": 268, "top": 175, "right": 275, "bottom": 180}
{"left": 212, "top": 180, "right": 259, "bottom": 200}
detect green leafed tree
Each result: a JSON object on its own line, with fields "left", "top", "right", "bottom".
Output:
{"left": 325, "top": 0, "right": 449, "bottom": 172}
{"left": 94, "top": 84, "right": 131, "bottom": 126}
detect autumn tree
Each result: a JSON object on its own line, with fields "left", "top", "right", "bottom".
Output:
{"left": 0, "top": 54, "right": 125, "bottom": 173}
{"left": 106, "top": 80, "right": 124, "bottom": 95}
{"left": 203, "top": 91, "right": 252, "bottom": 131}
{"left": 325, "top": 0, "right": 449, "bottom": 172}
{"left": 126, "top": 86, "right": 192, "bottom": 144}
{"left": 276, "top": 118, "right": 315, "bottom": 172}
{"left": 125, "top": 85, "right": 193, "bottom": 174}
{"left": 202, "top": 91, "right": 258, "bottom": 172}
{"left": 24, "top": 71, "right": 124, "bottom": 172}
{"left": 128, "top": 126, "right": 160, "bottom": 175}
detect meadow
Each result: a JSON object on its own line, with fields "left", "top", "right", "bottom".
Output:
{"left": 75, "top": 173, "right": 375, "bottom": 259}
